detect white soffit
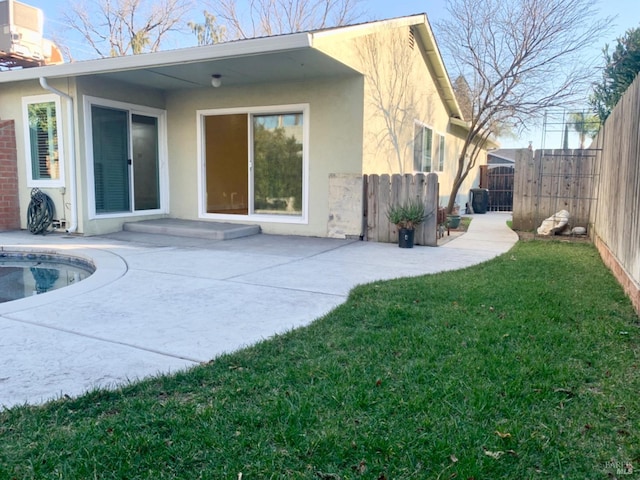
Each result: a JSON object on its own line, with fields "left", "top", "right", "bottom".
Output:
{"left": 0, "top": 33, "right": 359, "bottom": 89}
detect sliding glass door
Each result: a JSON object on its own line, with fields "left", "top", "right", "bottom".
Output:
{"left": 202, "top": 107, "right": 306, "bottom": 219}
{"left": 90, "top": 105, "right": 161, "bottom": 214}
{"left": 92, "top": 106, "right": 130, "bottom": 213}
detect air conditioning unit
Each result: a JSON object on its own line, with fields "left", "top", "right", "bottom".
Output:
{"left": 0, "top": 0, "right": 44, "bottom": 63}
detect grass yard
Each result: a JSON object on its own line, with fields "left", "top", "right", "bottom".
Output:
{"left": 1, "top": 241, "right": 638, "bottom": 479}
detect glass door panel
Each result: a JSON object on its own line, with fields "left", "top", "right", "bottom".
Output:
{"left": 92, "top": 106, "right": 130, "bottom": 213}
{"left": 204, "top": 114, "right": 249, "bottom": 214}
{"left": 132, "top": 114, "right": 160, "bottom": 211}
{"left": 252, "top": 113, "right": 303, "bottom": 215}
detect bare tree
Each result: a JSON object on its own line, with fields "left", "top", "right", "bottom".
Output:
{"left": 437, "top": 0, "right": 610, "bottom": 213}
{"left": 208, "top": 0, "right": 363, "bottom": 39}
{"left": 63, "top": 0, "right": 193, "bottom": 57}
{"left": 356, "top": 28, "right": 422, "bottom": 174}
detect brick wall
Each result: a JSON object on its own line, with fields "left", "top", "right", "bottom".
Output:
{"left": 0, "top": 120, "right": 21, "bottom": 231}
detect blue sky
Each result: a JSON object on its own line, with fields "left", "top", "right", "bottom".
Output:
{"left": 25, "top": 0, "right": 640, "bottom": 148}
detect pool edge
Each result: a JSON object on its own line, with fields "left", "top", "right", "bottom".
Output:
{"left": 0, "top": 246, "right": 128, "bottom": 315}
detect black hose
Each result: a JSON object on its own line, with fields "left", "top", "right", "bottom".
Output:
{"left": 27, "top": 188, "right": 56, "bottom": 235}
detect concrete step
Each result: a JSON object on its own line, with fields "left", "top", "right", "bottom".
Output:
{"left": 123, "top": 219, "right": 260, "bottom": 240}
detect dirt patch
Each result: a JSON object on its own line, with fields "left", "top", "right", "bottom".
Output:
{"left": 516, "top": 231, "right": 591, "bottom": 243}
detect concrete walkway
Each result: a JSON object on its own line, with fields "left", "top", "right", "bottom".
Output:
{"left": 0, "top": 213, "right": 517, "bottom": 409}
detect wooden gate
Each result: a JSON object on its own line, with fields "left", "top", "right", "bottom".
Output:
{"left": 487, "top": 166, "right": 514, "bottom": 211}
{"left": 480, "top": 165, "right": 514, "bottom": 211}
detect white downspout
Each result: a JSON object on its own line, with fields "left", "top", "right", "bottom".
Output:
{"left": 39, "top": 77, "right": 78, "bottom": 233}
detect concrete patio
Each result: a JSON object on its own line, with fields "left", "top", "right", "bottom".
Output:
{"left": 0, "top": 212, "right": 517, "bottom": 409}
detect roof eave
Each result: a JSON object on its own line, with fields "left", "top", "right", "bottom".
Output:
{"left": 412, "top": 20, "right": 463, "bottom": 120}
{"left": 310, "top": 13, "right": 429, "bottom": 40}
{"left": 0, "top": 32, "right": 313, "bottom": 83}
{"left": 310, "top": 14, "right": 465, "bottom": 121}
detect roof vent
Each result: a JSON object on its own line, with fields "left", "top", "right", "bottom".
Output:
{"left": 408, "top": 27, "right": 415, "bottom": 50}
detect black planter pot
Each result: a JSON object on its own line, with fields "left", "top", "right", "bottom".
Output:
{"left": 398, "top": 228, "right": 415, "bottom": 248}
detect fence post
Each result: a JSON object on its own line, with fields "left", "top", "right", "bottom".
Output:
{"left": 366, "top": 174, "right": 379, "bottom": 242}
{"left": 420, "top": 173, "right": 438, "bottom": 246}
{"left": 379, "top": 174, "right": 392, "bottom": 243}
{"left": 362, "top": 175, "right": 369, "bottom": 241}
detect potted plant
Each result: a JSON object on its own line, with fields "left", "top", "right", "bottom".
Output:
{"left": 446, "top": 204, "right": 461, "bottom": 229}
{"left": 386, "top": 201, "right": 426, "bottom": 248}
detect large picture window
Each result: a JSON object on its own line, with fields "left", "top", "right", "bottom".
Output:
{"left": 22, "top": 95, "right": 64, "bottom": 187}
{"left": 414, "top": 122, "right": 445, "bottom": 173}
{"left": 198, "top": 105, "right": 309, "bottom": 223}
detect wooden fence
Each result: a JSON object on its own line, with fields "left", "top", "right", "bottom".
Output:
{"left": 589, "top": 73, "right": 640, "bottom": 313}
{"left": 363, "top": 173, "right": 438, "bottom": 246}
{"left": 512, "top": 149, "right": 598, "bottom": 232}
{"left": 510, "top": 75, "right": 640, "bottom": 314}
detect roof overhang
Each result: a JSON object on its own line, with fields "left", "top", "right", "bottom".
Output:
{"left": 0, "top": 32, "right": 360, "bottom": 89}
{"left": 309, "top": 13, "right": 465, "bottom": 121}
{"left": 411, "top": 17, "right": 463, "bottom": 120}
{"left": 0, "top": 14, "right": 464, "bottom": 111}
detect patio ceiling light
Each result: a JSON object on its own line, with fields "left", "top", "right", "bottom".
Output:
{"left": 211, "top": 74, "right": 222, "bottom": 88}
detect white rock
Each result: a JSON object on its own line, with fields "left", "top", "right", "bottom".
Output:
{"left": 572, "top": 226, "right": 587, "bottom": 235}
{"left": 537, "top": 210, "right": 570, "bottom": 235}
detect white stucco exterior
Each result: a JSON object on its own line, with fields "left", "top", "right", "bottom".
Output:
{"left": 0, "top": 14, "right": 490, "bottom": 238}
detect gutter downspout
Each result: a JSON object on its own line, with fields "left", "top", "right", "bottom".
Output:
{"left": 39, "top": 77, "right": 78, "bottom": 233}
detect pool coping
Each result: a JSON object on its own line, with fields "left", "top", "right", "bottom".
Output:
{"left": 0, "top": 246, "right": 128, "bottom": 315}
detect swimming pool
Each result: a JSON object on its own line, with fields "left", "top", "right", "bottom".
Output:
{"left": 0, "top": 252, "right": 95, "bottom": 303}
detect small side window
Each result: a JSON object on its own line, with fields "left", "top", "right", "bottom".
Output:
{"left": 414, "top": 122, "right": 447, "bottom": 173}
{"left": 413, "top": 122, "right": 433, "bottom": 172}
{"left": 22, "top": 95, "right": 64, "bottom": 187}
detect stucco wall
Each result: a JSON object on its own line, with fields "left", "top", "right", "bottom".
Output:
{"left": 1, "top": 73, "right": 364, "bottom": 237}
{"left": 165, "top": 76, "right": 364, "bottom": 237}
{"left": 74, "top": 77, "right": 167, "bottom": 235}
{"left": 0, "top": 78, "right": 74, "bottom": 231}
{"left": 1, "top": 18, "right": 485, "bottom": 237}
{"left": 0, "top": 76, "right": 168, "bottom": 235}
{"left": 315, "top": 25, "right": 452, "bottom": 174}
{"left": 314, "top": 23, "right": 487, "bottom": 211}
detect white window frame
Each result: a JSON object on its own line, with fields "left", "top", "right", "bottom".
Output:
{"left": 196, "top": 104, "right": 310, "bottom": 224}
{"left": 83, "top": 96, "right": 169, "bottom": 220}
{"left": 434, "top": 132, "right": 446, "bottom": 172}
{"left": 414, "top": 121, "right": 446, "bottom": 173}
{"left": 22, "top": 94, "right": 65, "bottom": 188}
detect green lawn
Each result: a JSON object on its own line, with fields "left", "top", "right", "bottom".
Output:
{"left": 1, "top": 241, "right": 638, "bottom": 479}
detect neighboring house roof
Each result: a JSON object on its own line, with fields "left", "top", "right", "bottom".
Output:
{"left": 0, "top": 14, "right": 464, "bottom": 120}
{"left": 488, "top": 149, "right": 522, "bottom": 164}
